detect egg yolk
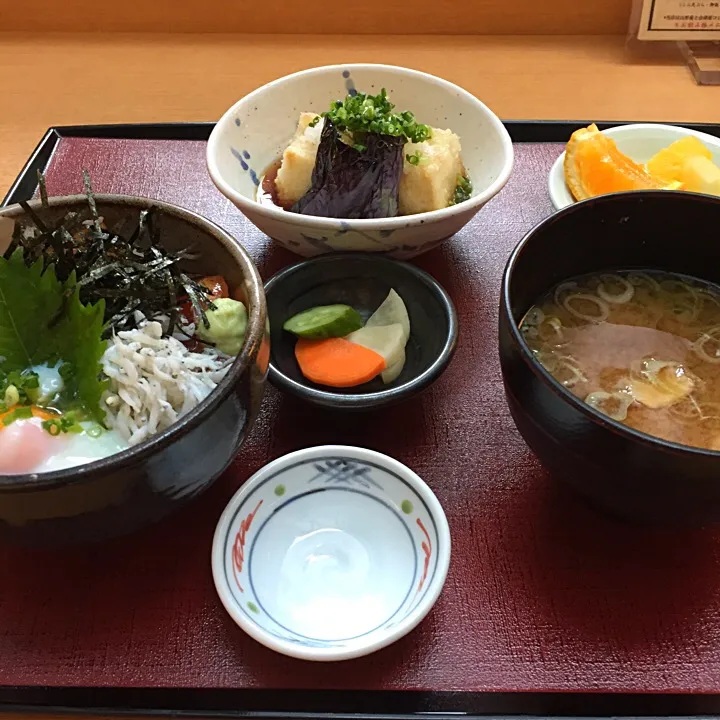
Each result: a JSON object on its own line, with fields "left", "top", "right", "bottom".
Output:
{"left": 0, "top": 418, "right": 66, "bottom": 474}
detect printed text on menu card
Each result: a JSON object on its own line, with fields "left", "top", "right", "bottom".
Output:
{"left": 637, "top": 0, "right": 720, "bottom": 40}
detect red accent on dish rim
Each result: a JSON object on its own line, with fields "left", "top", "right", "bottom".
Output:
{"left": 416, "top": 517, "right": 432, "bottom": 592}
{"left": 231, "top": 499, "right": 263, "bottom": 593}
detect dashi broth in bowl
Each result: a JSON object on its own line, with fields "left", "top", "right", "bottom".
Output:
{"left": 499, "top": 190, "right": 720, "bottom": 523}
{"left": 0, "top": 193, "right": 268, "bottom": 545}
{"left": 207, "top": 64, "right": 513, "bottom": 258}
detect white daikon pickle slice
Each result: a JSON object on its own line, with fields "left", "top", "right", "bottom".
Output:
{"left": 366, "top": 289, "right": 410, "bottom": 344}
{"left": 346, "top": 323, "right": 406, "bottom": 371}
{"left": 381, "top": 346, "right": 406, "bottom": 384}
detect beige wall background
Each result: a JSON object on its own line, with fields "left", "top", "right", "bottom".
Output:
{"left": 2, "top": 0, "right": 632, "bottom": 35}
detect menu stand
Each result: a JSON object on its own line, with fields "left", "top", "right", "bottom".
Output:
{"left": 627, "top": 0, "right": 720, "bottom": 85}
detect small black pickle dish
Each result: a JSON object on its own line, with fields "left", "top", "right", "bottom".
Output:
{"left": 264, "top": 253, "right": 458, "bottom": 410}
{"left": 499, "top": 190, "right": 720, "bottom": 524}
{"left": 0, "top": 195, "right": 268, "bottom": 546}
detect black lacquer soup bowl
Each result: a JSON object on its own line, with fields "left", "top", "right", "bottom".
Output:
{"left": 499, "top": 191, "right": 720, "bottom": 524}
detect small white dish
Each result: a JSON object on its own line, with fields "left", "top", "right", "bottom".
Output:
{"left": 548, "top": 123, "right": 720, "bottom": 210}
{"left": 211, "top": 445, "right": 451, "bottom": 661}
{"left": 207, "top": 63, "right": 514, "bottom": 259}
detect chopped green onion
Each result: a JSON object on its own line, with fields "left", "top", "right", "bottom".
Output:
{"left": 3, "top": 385, "right": 19, "bottom": 407}
{"left": 3, "top": 406, "right": 33, "bottom": 426}
{"left": 12, "top": 406, "right": 32, "bottom": 420}
{"left": 41, "top": 412, "right": 85, "bottom": 435}
{"left": 450, "top": 174, "right": 473, "bottom": 206}
{"left": 87, "top": 425, "right": 104, "bottom": 438}
{"left": 310, "top": 88, "right": 432, "bottom": 146}
{"left": 42, "top": 419, "right": 62, "bottom": 436}
{"left": 406, "top": 151, "right": 423, "bottom": 166}
{"left": 60, "top": 412, "right": 83, "bottom": 434}
{"left": 2, "top": 370, "right": 41, "bottom": 404}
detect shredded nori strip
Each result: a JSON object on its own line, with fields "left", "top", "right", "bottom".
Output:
{"left": 37, "top": 171, "right": 49, "bottom": 208}
{"left": 7, "top": 171, "right": 215, "bottom": 338}
{"left": 82, "top": 170, "right": 100, "bottom": 230}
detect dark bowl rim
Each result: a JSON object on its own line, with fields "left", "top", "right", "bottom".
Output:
{"left": 264, "top": 252, "right": 458, "bottom": 409}
{"left": 501, "top": 188, "right": 720, "bottom": 459}
{"left": 0, "top": 193, "right": 267, "bottom": 490}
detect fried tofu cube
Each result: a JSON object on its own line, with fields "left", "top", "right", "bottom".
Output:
{"left": 399, "top": 128, "right": 464, "bottom": 215}
{"left": 275, "top": 112, "right": 323, "bottom": 207}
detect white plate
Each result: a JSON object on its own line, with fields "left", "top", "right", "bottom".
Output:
{"left": 211, "top": 445, "right": 451, "bottom": 661}
{"left": 548, "top": 123, "right": 720, "bottom": 210}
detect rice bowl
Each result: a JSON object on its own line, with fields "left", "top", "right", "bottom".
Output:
{"left": 0, "top": 194, "right": 268, "bottom": 545}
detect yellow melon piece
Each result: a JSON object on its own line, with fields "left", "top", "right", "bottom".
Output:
{"left": 646, "top": 136, "right": 712, "bottom": 184}
{"left": 679, "top": 156, "right": 720, "bottom": 197}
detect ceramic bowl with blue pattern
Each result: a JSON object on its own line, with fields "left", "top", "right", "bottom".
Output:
{"left": 206, "top": 63, "right": 513, "bottom": 259}
{"left": 211, "top": 445, "right": 451, "bottom": 661}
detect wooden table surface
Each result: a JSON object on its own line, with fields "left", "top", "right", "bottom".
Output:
{"left": 0, "top": 29, "right": 719, "bottom": 720}
{"left": 2, "top": 33, "right": 720, "bottom": 197}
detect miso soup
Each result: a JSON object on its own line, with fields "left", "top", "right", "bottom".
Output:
{"left": 519, "top": 270, "right": 720, "bottom": 451}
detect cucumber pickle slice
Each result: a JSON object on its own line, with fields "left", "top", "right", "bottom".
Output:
{"left": 283, "top": 304, "right": 363, "bottom": 339}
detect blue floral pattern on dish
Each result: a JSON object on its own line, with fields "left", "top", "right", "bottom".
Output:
{"left": 307, "top": 459, "right": 383, "bottom": 490}
{"left": 230, "top": 147, "right": 260, "bottom": 186}
{"left": 342, "top": 69, "right": 358, "bottom": 97}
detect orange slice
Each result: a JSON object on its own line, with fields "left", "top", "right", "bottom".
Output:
{"left": 646, "top": 136, "right": 712, "bottom": 183}
{"left": 564, "top": 124, "right": 681, "bottom": 202}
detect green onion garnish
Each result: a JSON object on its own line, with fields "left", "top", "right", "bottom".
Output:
{"left": 310, "top": 88, "right": 432, "bottom": 146}
{"left": 41, "top": 412, "right": 85, "bottom": 436}
{"left": 87, "top": 425, "right": 104, "bottom": 438}
{"left": 3, "top": 385, "right": 19, "bottom": 407}
{"left": 42, "top": 419, "right": 62, "bottom": 436}
{"left": 12, "top": 406, "right": 32, "bottom": 420}
{"left": 450, "top": 175, "right": 473, "bottom": 206}
{"left": 406, "top": 151, "right": 423, "bottom": 166}
{"left": 3, "top": 406, "right": 33, "bottom": 426}
{"left": 2, "top": 370, "right": 41, "bottom": 404}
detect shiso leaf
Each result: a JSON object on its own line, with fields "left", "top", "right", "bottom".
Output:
{"left": 53, "top": 276, "right": 108, "bottom": 422}
{"left": 0, "top": 248, "right": 64, "bottom": 369}
{"left": 0, "top": 217, "right": 14, "bottom": 256}
{"left": 292, "top": 118, "right": 404, "bottom": 219}
{"left": 0, "top": 248, "right": 107, "bottom": 420}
